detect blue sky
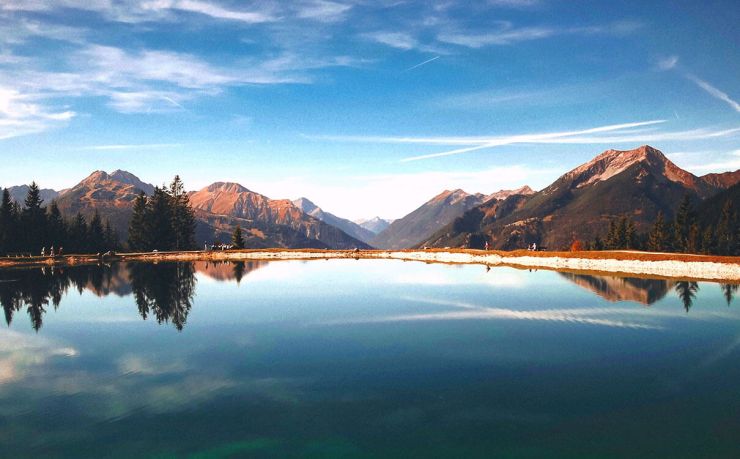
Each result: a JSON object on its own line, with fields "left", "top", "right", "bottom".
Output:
{"left": 0, "top": 0, "right": 738, "bottom": 219}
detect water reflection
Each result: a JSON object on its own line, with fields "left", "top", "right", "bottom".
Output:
{"left": 130, "top": 262, "right": 196, "bottom": 331}
{"left": 0, "top": 263, "right": 737, "bottom": 332}
{"left": 560, "top": 273, "right": 670, "bottom": 305}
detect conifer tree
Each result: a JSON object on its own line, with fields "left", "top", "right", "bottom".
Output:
{"left": 168, "top": 176, "right": 197, "bottom": 250}
{"left": 88, "top": 211, "right": 105, "bottom": 253}
{"left": 22, "top": 182, "right": 47, "bottom": 251}
{"left": 146, "top": 186, "right": 175, "bottom": 251}
{"left": 647, "top": 211, "right": 668, "bottom": 252}
{"left": 232, "top": 224, "right": 245, "bottom": 249}
{"left": 700, "top": 226, "right": 714, "bottom": 254}
{"left": 69, "top": 213, "right": 88, "bottom": 253}
{"left": 46, "top": 201, "right": 67, "bottom": 249}
{"left": 0, "top": 189, "right": 15, "bottom": 254}
{"left": 104, "top": 220, "right": 118, "bottom": 250}
{"left": 128, "top": 192, "right": 148, "bottom": 251}
{"left": 673, "top": 194, "right": 694, "bottom": 253}
{"left": 716, "top": 199, "right": 736, "bottom": 256}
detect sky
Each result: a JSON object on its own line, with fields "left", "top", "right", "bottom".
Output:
{"left": 0, "top": 0, "right": 738, "bottom": 220}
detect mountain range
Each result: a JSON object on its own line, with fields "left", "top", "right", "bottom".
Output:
{"left": 370, "top": 186, "right": 535, "bottom": 250}
{"left": 420, "top": 145, "right": 740, "bottom": 250}
{"left": 2, "top": 145, "right": 738, "bottom": 252}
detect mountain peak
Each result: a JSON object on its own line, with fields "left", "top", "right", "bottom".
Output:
{"left": 293, "top": 197, "right": 319, "bottom": 213}
{"left": 204, "top": 182, "right": 251, "bottom": 194}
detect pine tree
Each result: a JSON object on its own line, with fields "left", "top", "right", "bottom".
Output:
{"left": 700, "top": 226, "right": 714, "bottom": 254}
{"left": 168, "top": 176, "right": 197, "bottom": 250}
{"left": 716, "top": 199, "right": 735, "bottom": 256}
{"left": 104, "top": 220, "right": 118, "bottom": 251}
{"left": 673, "top": 194, "right": 694, "bottom": 253}
{"left": 647, "top": 211, "right": 668, "bottom": 252}
{"left": 0, "top": 189, "right": 15, "bottom": 254}
{"left": 46, "top": 201, "right": 67, "bottom": 249}
{"left": 69, "top": 213, "right": 88, "bottom": 253}
{"left": 22, "top": 182, "right": 47, "bottom": 252}
{"left": 231, "top": 224, "right": 245, "bottom": 249}
{"left": 605, "top": 219, "right": 618, "bottom": 250}
{"left": 88, "top": 211, "right": 105, "bottom": 253}
{"left": 686, "top": 223, "right": 700, "bottom": 254}
{"left": 128, "top": 192, "right": 149, "bottom": 251}
{"left": 146, "top": 186, "right": 175, "bottom": 251}
{"left": 625, "top": 218, "right": 638, "bottom": 249}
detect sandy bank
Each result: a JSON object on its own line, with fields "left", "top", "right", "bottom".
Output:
{"left": 3, "top": 248, "right": 734, "bottom": 282}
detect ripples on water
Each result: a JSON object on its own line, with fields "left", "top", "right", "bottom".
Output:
{"left": 0, "top": 260, "right": 738, "bottom": 458}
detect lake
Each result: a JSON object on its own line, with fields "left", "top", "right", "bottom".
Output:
{"left": 0, "top": 259, "right": 738, "bottom": 458}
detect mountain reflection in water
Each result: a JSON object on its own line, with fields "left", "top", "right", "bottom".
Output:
{"left": 0, "top": 262, "right": 736, "bottom": 331}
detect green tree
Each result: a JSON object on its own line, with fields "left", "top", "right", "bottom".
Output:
{"left": 22, "top": 182, "right": 47, "bottom": 251}
{"left": 231, "top": 224, "right": 245, "bottom": 249}
{"left": 0, "top": 189, "right": 17, "bottom": 254}
{"left": 700, "top": 226, "right": 714, "bottom": 254}
{"left": 68, "top": 213, "right": 88, "bottom": 253}
{"left": 104, "top": 220, "right": 118, "bottom": 251}
{"left": 647, "top": 211, "right": 668, "bottom": 252}
{"left": 715, "top": 199, "right": 736, "bottom": 256}
{"left": 128, "top": 192, "right": 149, "bottom": 251}
{"left": 673, "top": 194, "right": 695, "bottom": 252}
{"left": 146, "top": 186, "right": 175, "bottom": 251}
{"left": 168, "top": 176, "right": 197, "bottom": 250}
{"left": 88, "top": 211, "right": 105, "bottom": 253}
{"left": 46, "top": 201, "right": 67, "bottom": 249}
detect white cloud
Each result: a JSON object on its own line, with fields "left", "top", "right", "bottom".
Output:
{"left": 81, "top": 143, "right": 183, "bottom": 151}
{"left": 657, "top": 55, "right": 679, "bottom": 70}
{"left": 0, "top": 87, "right": 75, "bottom": 140}
{"left": 438, "top": 20, "right": 642, "bottom": 48}
{"left": 362, "top": 31, "right": 419, "bottom": 50}
{"left": 295, "top": 0, "right": 352, "bottom": 22}
{"left": 311, "top": 120, "right": 740, "bottom": 162}
{"left": 686, "top": 74, "right": 740, "bottom": 113}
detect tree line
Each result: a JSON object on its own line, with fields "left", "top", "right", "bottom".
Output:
{"left": 127, "top": 176, "right": 197, "bottom": 252}
{"left": 587, "top": 195, "right": 738, "bottom": 255}
{"left": 0, "top": 183, "right": 118, "bottom": 255}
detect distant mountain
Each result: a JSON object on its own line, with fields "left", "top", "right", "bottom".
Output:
{"left": 293, "top": 197, "right": 376, "bottom": 244}
{"left": 6, "top": 185, "right": 59, "bottom": 206}
{"left": 355, "top": 217, "right": 393, "bottom": 234}
{"left": 189, "top": 182, "right": 370, "bottom": 249}
{"left": 421, "top": 145, "right": 734, "bottom": 250}
{"left": 371, "top": 189, "right": 487, "bottom": 250}
{"left": 486, "top": 185, "right": 535, "bottom": 202}
{"left": 55, "top": 170, "right": 155, "bottom": 238}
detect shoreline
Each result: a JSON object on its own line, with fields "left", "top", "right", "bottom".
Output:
{"left": 1, "top": 249, "right": 739, "bottom": 282}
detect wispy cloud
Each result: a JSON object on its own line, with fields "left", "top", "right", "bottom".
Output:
{"left": 311, "top": 120, "right": 740, "bottom": 162}
{"left": 0, "top": 87, "right": 75, "bottom": 140}
{"left": 657, "top": 55, "right": 679, "bottom": 71}
{"left": 81, "top": 143, "right": 183, "bottom": 151}
{"left": 362, "top": 31, "right": 419, "bottom": 50}
{"left": 403, "top": 55, "right": 440, "bottom": 72}
{"left": 438, "top": 20, "right": 642, "bottom": 48}
{"left": 686, "top": 74, "right": 740, "bottom": 113}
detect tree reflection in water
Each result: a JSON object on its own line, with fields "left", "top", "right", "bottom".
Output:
{"left": 0, "top": 263, "right": 736, "bottom": 332}
{"left": 129, "top": 262, "right": 196, "bottom": 331}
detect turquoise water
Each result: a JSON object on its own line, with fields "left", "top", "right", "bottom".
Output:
{"left": 0, "top": 260, "right": 738, "bottom": 458}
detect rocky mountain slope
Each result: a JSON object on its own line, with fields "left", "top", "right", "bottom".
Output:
{"left": 293, "top": 197, "right": 376, "bottom": 244}
{"left": 371, "top": 189, "right": 487, "bottom": 250}
{"left": 7, "top": 185, "right": 59, "bottom": 206}
{"left": 355, "top": 217, "right": 393, "bottom": 234}
{"left": 189, "top": 182, "right": 370, "bottom": 249}
{"left": 420, "top": 145, "right": 740, "bottom": 250}
{"left": 55, "top": 170, "right": 155, "bottom": 237}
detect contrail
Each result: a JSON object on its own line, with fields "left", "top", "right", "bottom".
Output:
{"left": 403, "top": 55, "right": 440, "bottom": 72}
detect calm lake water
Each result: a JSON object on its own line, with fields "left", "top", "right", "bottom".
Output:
{"left": 0, "top": 259, "right": 738, "bottom": 458}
